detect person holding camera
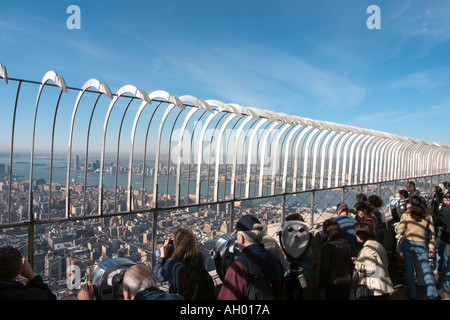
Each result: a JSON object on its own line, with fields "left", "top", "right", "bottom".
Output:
{"left": 0, "top": 246, "right": 56, "bottom": 300}
{"left": 153, "top": 228, "right": 208, "bottom": 296}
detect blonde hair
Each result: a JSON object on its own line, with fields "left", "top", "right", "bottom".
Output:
{"left": 172, "top": 228, "right": 199, "bottom": 262}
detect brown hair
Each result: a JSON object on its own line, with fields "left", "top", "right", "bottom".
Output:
{"left": 408, "top": 195, "right": 427, "bottom": 222}
{"left": 337, "top": 202, "right": 349, "bottom": 214}
{"left": 323, "top": 219, "right": 341, "bottom": 241}
{"left": 354, "top": 222, "right": 374, "bottom": 242}
{"left": 172, "top": 228, "right": 199, "bottom": 262}
{"left": 0, "top": 246, "right": 22, "bottom": 280}
{"left": 356, "top": 193, "right": 367, "bottom": 202}
{"left": 285, "top": 213, "right": 304, "bottom": 222}
{"left": 354, "top": 201, "right": 373, "bottom": 215}
{"left": 368, "top": 195, "right": 383, "bottom": 208}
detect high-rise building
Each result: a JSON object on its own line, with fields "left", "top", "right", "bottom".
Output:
{"left": 45, "top": 252, "right": 64, "bottom": 281}
{"left": 74, "top": 155, "right": 80, "bottom": 170}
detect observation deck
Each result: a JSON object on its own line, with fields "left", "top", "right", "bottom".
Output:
{"left": 0, "top": 62, "right": 449, "bottom": 301}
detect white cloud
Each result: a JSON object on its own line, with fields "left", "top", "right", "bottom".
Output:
{"left": 154, "top": 42, "right": 367, "bottom": 114}
{"left": 352, "top": 96, "right": 450, "bottom": 129}
{"left": 390, "top": 68, "right": 450, "bottom": 91}
{"left": 387, "top": 1, "right": 450, "bottom": 42}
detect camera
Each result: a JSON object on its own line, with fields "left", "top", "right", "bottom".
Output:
{"left": 156, "top": 239, "right": 174, "bottom": 258}
{"left": 91, "top": 258, "right": 135, "bottom": 300}
{"left": 210, "top": 233, "right": 240, "bottom": 281}
{"left": 389, "top": 197, "right": 408, "bottom": 223}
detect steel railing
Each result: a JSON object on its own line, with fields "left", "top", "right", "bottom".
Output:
{"left": 0, "top": 62, "right": 449, "bottom": 273}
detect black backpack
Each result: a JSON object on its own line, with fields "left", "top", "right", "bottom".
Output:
{"left": 181, "top": 259, "right": 216, "bottom": 300}
{"left": 245, "top": 256, "right": 276, "bottom": 300}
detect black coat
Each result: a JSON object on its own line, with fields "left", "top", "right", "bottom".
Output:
{"left": 438, "top": 206, "right": 450, "bottom": 243}
{"left": 0, "top": 275, "right": 56, "bottom": 300}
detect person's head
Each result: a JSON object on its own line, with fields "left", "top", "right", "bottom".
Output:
{"left": 322, "top": 219, "right": 341, "bottom": 241}
{"left": 356, "top": 193, "right": 367, "bottom": 203}
{"left": 443, "top": 195, "right": 450, "bottom": 207}
{"left": 367, "top": 195, "right": 383, "bottom": 209}
{"left": 0, "top": 246, "right": 22, "bottom": 281}
{"left": 409, "top": 195, "right": 425, "bottom": 208}
{"left": 172, "top": 228, "right": 199, "bottom": 262}
{"left": 408, "top": 195, "right": 427, "bottom": 221}
{"left": 285, "top": 213, "right": 304, "bottom": 222}
{"left": 406, "top": 181, "right": 416, "bottom": 192}
{"left": 336, "top": 202, "right": 349, "bottom": 216}
{"left": 235, "top": 215, "right": 264, "bottom": 251}
{"left": 354, "top": 201, "right": 373, "bottom": 218}
{"left": 122, "top": 264, "right": 157, "bottom": 300}
{"left": 418, "top": 196, "right": 428, "bottom": 208}
{"left": 398, "top": 189, "right": 409, "bottom": 199}
{"left": 353, "top": 222, "right": 374, "bottom": 243}
{"left": 433, "top": 185, "right": 443, "bottom": 194}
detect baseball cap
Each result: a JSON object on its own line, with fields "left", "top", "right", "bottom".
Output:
{"left": 235, "top": 215, "right": 263, "bottom": 232}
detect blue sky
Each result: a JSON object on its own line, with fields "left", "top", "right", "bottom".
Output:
{"left": 1, "top": 0, "right": 450, "bottom": 148}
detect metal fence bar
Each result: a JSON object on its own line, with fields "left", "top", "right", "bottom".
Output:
{"left": 1, "top": 63, "right": 450, "bottom": 269}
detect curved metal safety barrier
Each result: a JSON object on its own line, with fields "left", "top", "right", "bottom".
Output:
{"left": 0, "top": 62, "right": 449, "bottom": 228}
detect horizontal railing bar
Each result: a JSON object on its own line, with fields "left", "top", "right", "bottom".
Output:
{"left": 0, "top": 173, "right": 447, "bottom": 230}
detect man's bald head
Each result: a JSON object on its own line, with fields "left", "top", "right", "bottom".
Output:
{"left": 122, "top": 264, "right": 157, "bottom": 300}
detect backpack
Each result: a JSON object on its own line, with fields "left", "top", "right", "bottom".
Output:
{"left": 181, "top": 259, "right": 216, "bottom": 300}
{"left": 245, "top": 256, "right": 276, "bottom": 300}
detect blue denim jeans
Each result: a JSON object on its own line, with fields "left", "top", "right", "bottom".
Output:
{"left": 401, "top": 239, "right": 438, "bottom": 299}
{"left": 438, "top": 240, "right": 450, "bottom": 292}
{"left": 434, "top": 227, "right": 443, "bottom": 273}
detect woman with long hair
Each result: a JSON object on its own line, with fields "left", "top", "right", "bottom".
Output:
{"left": 396, "top": 195, "right": 440, "bottom": 299}
{"left": 153, "top": 228, "right": 205, "bottom": 295}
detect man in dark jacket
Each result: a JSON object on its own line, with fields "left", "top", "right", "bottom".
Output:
{"left": 217, "top": 215, "right": 284, "bottom": 300}
{"left": 406, "top": 181, "right": 420, "bottom": 198}
{"left": 0, "top": 246, "right": 56, "bottom": 300}
{"left": 437, "top": 195, "right": 450, "bottom": 293}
